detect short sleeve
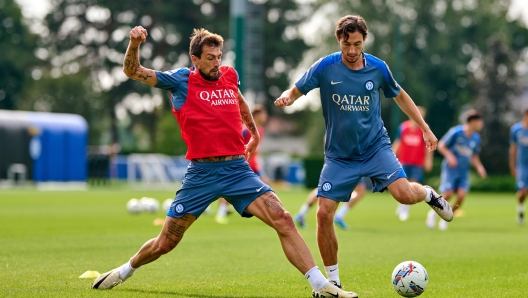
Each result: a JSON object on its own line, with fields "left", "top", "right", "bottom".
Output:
{"left": 155, "top": 68, "right": 188, "bottom": 92}
{"left": 380, "top": 62, "right": 401, "bottom": 98}
{"left": 510, "top": 125, "right": 518, "bottom": 145}
{"left": 295, "top": 58, "right": 324, "bottom": 95}
{"left": 440, "top": 127, "right": 458, "bottom": 148}
{"left": 394, "top": 123, "right": 403, "bottom": 140}
{"left": 473, "top": 136, "right": 481, "bottom": 155}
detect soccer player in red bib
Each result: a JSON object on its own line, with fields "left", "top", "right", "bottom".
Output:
{"left": 91, "top": 26, "right": 357, "bottom": 298}
{"left": 393, "top": 106, "right": 433, "bottom": 221}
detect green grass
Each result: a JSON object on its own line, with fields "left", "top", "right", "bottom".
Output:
{"left": 0, "top": 186, "right": 527, "bottom": 297}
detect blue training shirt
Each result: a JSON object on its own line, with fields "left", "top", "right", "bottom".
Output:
{"left": 295, "top": 52, "right": 401, "bottom": 161}
{"left": 440, "top": 125, "right": 481, "bottom": 173}
{"left": 510, "top": 122, "right": 528, "bottom": 166}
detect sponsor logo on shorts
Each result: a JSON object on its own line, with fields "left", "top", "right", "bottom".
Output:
{"left": 174, "top": 203, "right": 185, "bottom": 214}
{"left": 387, "top": 170, "right": 399, "bottom": 179}
{"left": 322, "top": 182, "right": 332, "bottom": 192}
{"left": 256, "top": 185, "right": 266, "bottom": 192}
{"left": 365, "top": 80, "right": 374, "bottom": 91}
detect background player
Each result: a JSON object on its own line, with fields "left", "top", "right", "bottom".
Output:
{"left": 295, "top": 180, "right": 367, "bottom": 230}
{"left": 275, "top": 15, "right": 453, "bottom": 289}
{"left": 509, "top": 107, "right": 528, "bottom": 225}
{"left": 393, "top": 106, "right": 433, "bottom": 221}
{"left": 427, "top": 110, "right": 487, "bottom": 230}
{"left": 91, "top": 25, "right": 357, "bottom": 298}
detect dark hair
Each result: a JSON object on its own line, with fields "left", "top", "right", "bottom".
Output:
{"left": 465, "top": 110, "right": 482, "bottom": 123}
{"left": 335, "top": 15, "right": 368, "bottom": 41}
{"left": 189, "top": 28, "right": 224, "bottom": 58}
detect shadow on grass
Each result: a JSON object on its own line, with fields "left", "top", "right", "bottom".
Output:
{"left": 120, "top": 288, "right": 269, "bottom": 298}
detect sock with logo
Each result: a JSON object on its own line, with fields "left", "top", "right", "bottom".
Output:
{"left": 305, "top": 266, "right": 328, "bottom": 291}
{"left": 324, "top": 264, "right": 340, "bottom": 286}
{"left": 335, "top": 205, "right": 350, "bottom": 220}
{"left": 119, "top": 260, "right": 137, "bottom": 280}
{"left": 424, "top": 187, "right": 432, "bottom": 203}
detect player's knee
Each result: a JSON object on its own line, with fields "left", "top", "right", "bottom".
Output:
{"left": 392, "top": 188, "right": 416, "bottom": 204}
{"left": 316, "top": 207, "right": 334, "bottom": 223}
{"left": 155, "top": 237, "right": 179, "bottom": 255}
{"left": 271, "top": 210, "right": 296, "bottom": 234}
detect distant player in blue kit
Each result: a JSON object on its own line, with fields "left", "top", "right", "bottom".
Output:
{"left": 274, "top": 15, "right": 453, "bottom": 290}
{"left": 509, "top": 107, "right": 528, "bottom": 225}
{"left": 426, "top": 110, "right": 486, "bottom": 230}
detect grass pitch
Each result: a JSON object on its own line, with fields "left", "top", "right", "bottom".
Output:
{"left": 0, "top": 186, "right": 527, "bottom": 297}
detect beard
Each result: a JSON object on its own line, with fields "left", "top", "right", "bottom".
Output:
{"left": 199, "top": 68, "right": 220, "bottom": 81}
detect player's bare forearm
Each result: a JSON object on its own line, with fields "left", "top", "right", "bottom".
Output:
{"left": 471, "top": 155, "right": 487, "bottom": 178}
{"left": 123, "top": 42, "right": 157, "bottom": 86}
{"left": 274, "top": 86, "right": 303, "bottom": 108}
{"left": 509, "top": 144, "right": 517, "bottom": 174}
{"left": 437, "top": 141, "right": 451, "bottom": 158}
{"left": 238, "top": 90, "right": 260, "bottom": 140}
{"left": 394, "top": 89, "right": 430, "bottom": 133}
{"left": 123, "top": 26, "right": 158, "bottom": 86}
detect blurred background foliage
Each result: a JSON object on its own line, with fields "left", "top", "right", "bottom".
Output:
{"left": 2, "top": 0, "right": 528, "bottom": 175}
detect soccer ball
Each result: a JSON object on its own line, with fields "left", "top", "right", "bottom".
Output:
{"left": 162, "top": 198, "right": 173, "bottom": 212}
{"left": 140, "top": 197, "right": 159, "bottom": 213}
{"left": 126, "top": 198, "right": 141, "bottom": 214}
{"left": 391, "top": 261, "right": 428, "bottom": 297}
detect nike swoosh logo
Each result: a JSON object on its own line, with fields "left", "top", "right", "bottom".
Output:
{"left": 256, "top": 185, "right": 266, "bottom": 192}
{"left": 92, "top": 272, "right": 111, "bottom": 289}
{"left": 387, "top": 170, "right": 399, "bottom": 179}
{"left": 331, "top": 81, "right": 342, "bottom": 85}
{"left": 326, "top": 292, "right": 339, "bottom": 298}
{"left": 329, "top": 269, "right": 337, "bottom": 272}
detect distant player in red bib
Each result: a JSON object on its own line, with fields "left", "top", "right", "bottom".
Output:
{"left": 242, "top": 104, "right": 269, "bottom": 179}
{"left": 91, "top": 26, "right": 357, "bottom": 298}
{"left": 393, "top": 106, "right": 433, "bottom": 221}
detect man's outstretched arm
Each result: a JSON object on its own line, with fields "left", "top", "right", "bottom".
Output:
{"left": 123, "top": 26, "right": 158, "bottom": 87}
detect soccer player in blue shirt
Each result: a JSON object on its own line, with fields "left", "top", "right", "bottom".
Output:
{"left": 427, "top": 110, "right": 486, "bottom": 230}
{"left": 509, "top": 107, "right": 528, "bottom": 225}
{"left": 274, "top": 15, "right": 453, "bottom": 290}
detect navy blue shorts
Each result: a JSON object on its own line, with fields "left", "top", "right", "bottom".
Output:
{"left": 318, "top": 144, "right": 407, "bottom": 202}
{"left": 439, "top": 165, "right": 469, "bottom": 192}
{"left": 166, "top": 158, "right": 272, "bottom": 219}
{"left": 402, "top": 165, "right": 424, "bottom": 183}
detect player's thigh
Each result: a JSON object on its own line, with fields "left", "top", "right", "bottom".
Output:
{"left": 245, "top": 191, "right": 290, "bottom": 228}
{"left": 318, "top": 158, "right": 362, "bottom": 202}
{"left": 386, "top": 178, "right": 415, "bottom": 202}
{"left": 167, "top": 166, "right": 222, "bottom": 219}
{"left": 219, "top": 160, "right": 272, "bottom": 218}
